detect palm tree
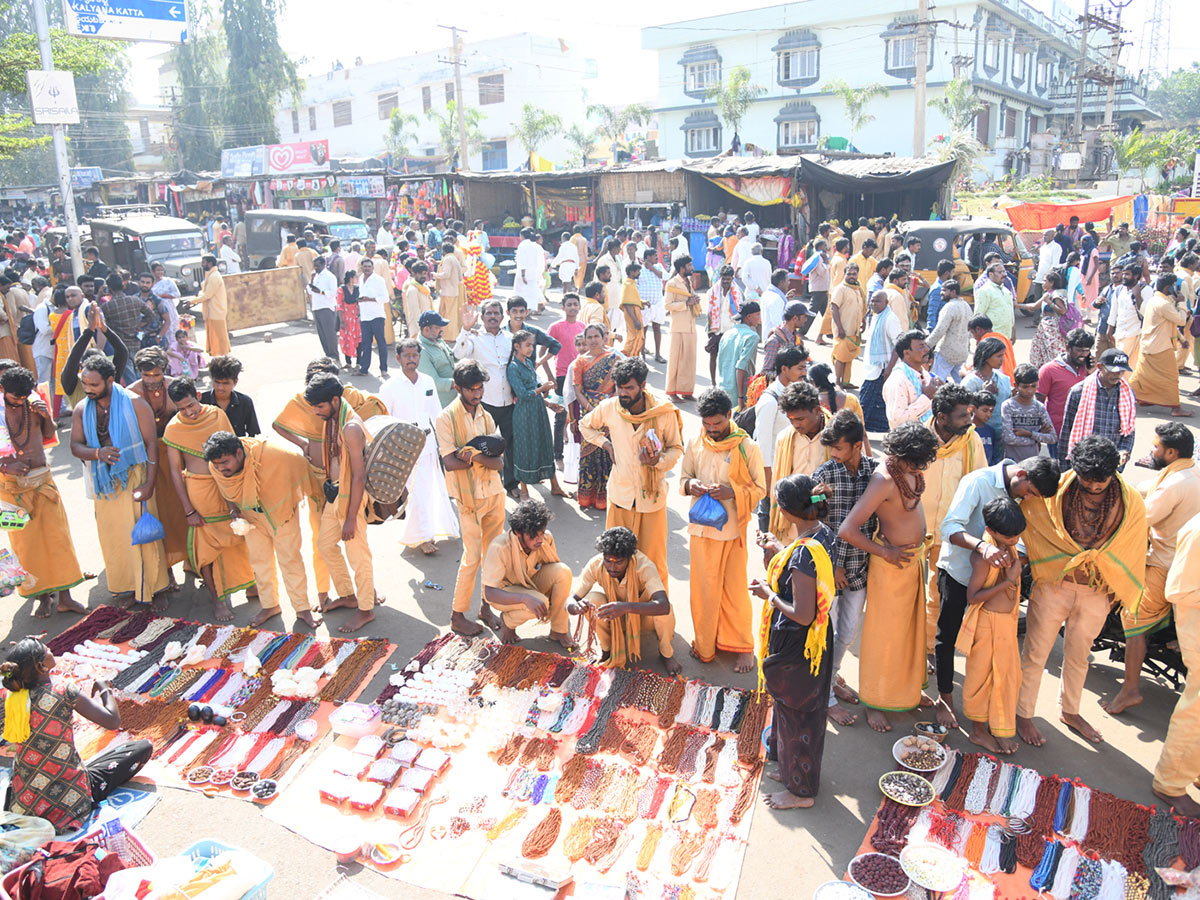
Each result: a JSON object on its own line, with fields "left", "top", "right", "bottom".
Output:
{"left": 823, "top": 77, "right": 889, "bottom": 147}
{"left": 425, "top": 101, "right": 484, "bottom": 164}
{"left": 929, "top": 76, "right": 985, "bottom": 132}
{"left": 511, "top": 104, "right": 562, "bottom": 169}
{"left": 1102, "top": 128, "right": 1153, "bottom": 189}
{"left": 564, "top": 122, "right": 598, "bottom": 167}
{"left": 586, "top": 102, "right": 652, "bottom": 162}
{"left": 705, "top": 66, "right": 765, "bottom": 151}
{"left": 383, "top": 110, "right": 419, "bottom": 161}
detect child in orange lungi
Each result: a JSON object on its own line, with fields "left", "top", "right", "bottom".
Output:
{"left": 958, "top": 496, "right": 1025, "bottom": 756}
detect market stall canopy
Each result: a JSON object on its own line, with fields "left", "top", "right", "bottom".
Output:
{"left": 1003, "top": 195, "right": 1135, "bottom": 231}
{"left": 797, "top": 155, "right": 956, "bottom": 193}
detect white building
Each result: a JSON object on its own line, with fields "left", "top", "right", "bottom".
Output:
{"left": 642, "top": 0, "right": 1157, "bottom": 179}
{"left": 275, "top": 33, "right": 597, "bottom": 172}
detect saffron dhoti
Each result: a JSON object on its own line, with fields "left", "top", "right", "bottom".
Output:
{"left": 859, "top": 538, "right": 929, "bottom": 711}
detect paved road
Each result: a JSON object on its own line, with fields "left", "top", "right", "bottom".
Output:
{"left": 12, "top": 304, "right": 1193, "bottom": 900}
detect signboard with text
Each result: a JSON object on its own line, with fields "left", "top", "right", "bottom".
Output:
{"left": 337, "top": 175, "right": 384, "bottom": 199}
{"left": 27, "top": 71, "right": 79, "bottom": 124}
{"left": 63, "top": 0, "right": 187, "bottom": 43}
{"left": 220, "top": 146, "right": 267, "bottom": 179}
{"left": 71, "top": 166, "right": 103, "bottom": 189}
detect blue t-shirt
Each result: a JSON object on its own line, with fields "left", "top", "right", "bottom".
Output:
{"left": 926, "top": 281, "right": 944, "bottom": 332}
{"left": 976, "top": 423, "right": 1000, "bottom": 465}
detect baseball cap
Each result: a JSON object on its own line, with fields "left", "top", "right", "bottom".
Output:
{"left": 784, "top": 301, "right": 810, "bottom": 320}
{"left": 1098, "top": 348, "right": 1132, "bottom": 372}
{"left": 417, "top": 310, "right": 449, "bottom": 328}
{"left": 738, "top": 301, "right": 761, "bottom": 318}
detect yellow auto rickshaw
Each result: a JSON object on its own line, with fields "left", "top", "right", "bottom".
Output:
{"left": 897, "top": 219, "right": 1034, "bottom": 304}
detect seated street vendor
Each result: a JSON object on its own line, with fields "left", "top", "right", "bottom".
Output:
{"left": 567, "top": 526, "right": 681, "bottom": 674}
{"left": 3, "top": 638, "right": 152, "bottom": 833}
{"left": 481, "top": 499, "right": 575, "bottom": 648}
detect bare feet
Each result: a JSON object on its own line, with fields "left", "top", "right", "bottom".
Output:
{"left": 549, "top": 630, "right": 578, "bottom": 651}
{"left": 33, "top": 596, "right": 53, "bottom": 618}
{"left": 250, "top": 606, "right": 283, "bottom": 627}
{"left": 374, "top": 592, "right": 386, "bottom": 606}
{"left": 1152, "top": 789, "right": 1200, "bottom": 818}
{"left": 57, "top": 592, "right": 86, "bottom": 615}
{"left": 969, "top": 723, "right": 1014, "bottom": 755}
{"left": 499, "top": 623, "right": 520, "bottom": 644}
{"left": 764, "top": 765, "right": 781, "bottom": 782}
{"left": 764, "top": 790, "right": 814, "bottom": 809}
{"left": 919, "top": 694, "right": 935, "bottom": 708}
{"left": 166, "top": 569, "right": 180, "bottom": 592}
{"left": 212, "top": 596, "right": 234, "bottom": 623}
{"left": 1171, "top": 407, "right": 1193, "bottom": 417}
{"left": 865, "top": 709, "right": 892, "bottom": 733}
{"left": 689, "top": 643, "right": 712, "bottom": 663}
{"left": 827, "top": 704, "right": 859, "bottom": 726}
{"left": 419, "top": 541, "right": 438, "bottom": 555}
{"left": 661, "top": 654, "right": 682, "bottom": 676}
{"left": 996, "top": 736, "right": 1019, "bottom": 754}
{"left": 338, "top": 609, "right": 375, "bottom": 633}
{"left": 479, "top": 605, "right": 502, "bottom": 631}
{"left": 934, "top": 695, "right": 959, "bottom": 729}
{"left": 451, "top": 611, "right": 483, "bottom": 636}
{"left": 322, "top": 594, "right": 358, "bottom": 613}
{"left": 317, "top": 592, "right": 329, "bottom": 607}
{"left": 1100, "top": 687, "right": 1143, "bottom": 716}
{"left": 833, "top": 677, "right": 859, "bottom": 705}
{"left": 733, "top": 652, "right": 755, "bottom": 673}
{"left": 1016, "top": 715, "right": 1046, "bottom": 746}
{"left": 1060, "top": 712, "right": 1103, "bottom": 744}
{"left": 110, "top": 591, "right": 137, "bottom": 609}
{"left": 295, "top": 609, "right": 322, "bottom": 628}
{"left": 151, "top": 593, "right": 169, "bottom": 613}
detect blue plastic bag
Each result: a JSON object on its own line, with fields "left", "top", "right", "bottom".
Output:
{"left": 689, "top": 493, "right": 728, "bottom": 530}
{"left": 131, "top": 502, "right": 165, "bottom": 545}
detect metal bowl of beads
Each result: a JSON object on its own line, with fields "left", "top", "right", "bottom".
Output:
{"left": 878, "top": 771, "right": 935, "bottom": 807}
{"left": 847, "top": 853, "right": 910, "bottom": 897}
{"left": 812, "top": 880, "right": 872, "bottom": 900}
{"left": 209, "top": 766, "right": 237, "bottom": 786}
{"left": 186, "top": 766, "right": 214, "bottom": 785}
{"left": 899, "top": 843, "right": 966, "bottom": 892}
{"left": 250, "top": 779, "right": 278, "bottom": 802}
{"left": 891, "top": 736, "right": 947, "bottom": 772}
{"left": 230, "top": 771, "right": 259, "bottom": 792}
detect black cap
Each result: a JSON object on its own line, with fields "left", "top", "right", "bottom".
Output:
{"left": 1098, "top": 348, "right": 1132, "bottom": 372}
{"left": 418, "top": 310, "right": 449, "bottom": 328}
{"left": 784, "top": 300, "right": 810, "bottom": 320}
{"left": 739, "top": 301, "right": 761, "bottom": 318}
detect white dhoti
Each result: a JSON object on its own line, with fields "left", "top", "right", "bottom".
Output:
{"left": 400, "top": 439, "right": 460, "bottom": 547}
{"left": 557, "top": 262, "right": 577, "bottom": 287}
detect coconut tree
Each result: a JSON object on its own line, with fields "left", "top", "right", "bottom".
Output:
{"left": 586, "top": 102, "right": 652, "bottom": 162}
{"left": 929, "top": 76, "right": 986, "bottom": 131}
{"left": 823, "top": 77, "right": 889, "bottom": 147}
{"left": 511, "top": 104, "right": 563, "bottom": 169}
{"left": 705, "top": 66, "right": 765, "bottom": 151}
{"left": 384, "top": 110, "right": 419, "bottom": 161}
{"left": 425, "top": 101, "right": 484, "bottom": 164}
{"left": 563, "top": 123, "right": 599, "bottom": 167}
{"left": 1102, "top": 128, "right": 1153, "bottom": 189}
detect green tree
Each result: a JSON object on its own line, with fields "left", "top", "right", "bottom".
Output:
{"left": 71, "top": 66, "right": 135, "bottom": 173}
{"left": 563, "top": 123, "right": 598, "bottom": 167}
{"left": 586, "top": 102, "right": 651, "bottom": 162}
{"left": 705, "top": 66, "right": 765, "bottom": 148}
{"left": 1102, "top": 128, "right": 1155, "bottom": 188}
{"left": 0, "top": 114, "right": 49, "bottom": 160}
{"left": 930, "top": 76, "right": 986, "bottom": 131}
{"left": 1150, "top": 64, "right": 1200, "bottom": 121}
{"left": 823, "top": 77, "right": 889, "bottom": 146}
{"left": 511, "top": 104, "right": 561, "bottom": 168}
{"left": 169, "top": 2, "right": 225, "bottom": 170}
{"left": 384, "top": 110, "right": 419, "bottom": 160}
{"left": 221, "top": 0, "right": 299, "bottom": 149}
{"left": 425, "top": 101, "right": 483, "bottom": 164}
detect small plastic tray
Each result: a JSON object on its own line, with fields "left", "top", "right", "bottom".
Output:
{"left": 181, "top": 839, "right": 274, "bottom": 900}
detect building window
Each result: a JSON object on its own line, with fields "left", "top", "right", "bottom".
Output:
{"left": 1030, "top": 114, "right": 1041, "bottom": 134}
{"left": 479, "top": 74, "right": 504, "bottom": 105}
{"left": 1012, "top": 50, "right": 1027, "bottom": 80}
{"left": 1036, "top": 59, "right": 1051, "bottom": 87}
{"left": 378, "top": 92, "right": 398, "bottom": 120}
{"left": 422, "top": 86, "right": 432, "bottom": 112}
{"left": 984, "top": 37, "right": 1001, "bottom": 69}
{"left": 888, "top": 37, "right": 915, "bottom": 69}
{"left": 975, "top": 104, "right": 990, "bottom": 145}
{"left": 1001, "top": 106, "right": 1017, "bottom": 138}
{"left": 424, "top": 147, "right": 436, "bottom": 156}
{"left": 777, "top": 48, "right": 817, "bottom": 83}
{"left": 686, "top": 126, "right": 720, "bottom": 154}
{"left": 445, "top": 82, "right": 455, "bottom": 105}
{"left": 685, "top": 60, "right": 720, "bottom": 93}
{"left": 779, "top": 119, "right": 818, "bottom": 148}
{"left": 481, "top": 140, "right": 507, "bottom": 170}
{"left": 308, "top": 107, "right": 316, "bottom": 129}
{"left": 290, "top": 109, "right": 299, "bottom": 134}
{"left": 333, "top": 99, "right": 352, "bottom": 127}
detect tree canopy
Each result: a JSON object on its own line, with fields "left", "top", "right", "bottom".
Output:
{"left": 1149, "top": 64, "right": 1200, "bottom": 122}
{"left": 511, "top": 104, "right": 561, "bottom": 166}
{"left": 221, "top": 0, "right": 299, "bottom": 148}
{"left": 706, "top": 67, "right": 764, "bottom": 143}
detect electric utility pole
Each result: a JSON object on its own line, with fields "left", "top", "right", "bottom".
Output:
{"left": 1073, "top": 0, "right": 1089, "bottom": 141}
{"left": 439, "top": 24, "right": 470, "bottom": 172}
{"left": 31, "top": 0, "right": 83, "bottom": 277}
{"left": 914, "top": 0, "right": 930, "bottom": 156}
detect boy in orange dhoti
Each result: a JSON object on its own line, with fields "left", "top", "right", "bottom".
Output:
{"left": 958, "top": 498, "right": 1025, "bottom": 756}
{"left": 621, "top": 264, "right": 645, "bottom": 359}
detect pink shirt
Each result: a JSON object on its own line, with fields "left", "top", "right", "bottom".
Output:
{"left": 1037, "top": 357, "right": 1088, "bottom": 435}
{"left": 548, "top": 320, "right": 585, "bottom": 377}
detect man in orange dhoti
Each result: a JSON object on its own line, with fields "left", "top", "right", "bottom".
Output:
{"left": 621, "top": 265, "right": 645, "bottom": 358}
{"left": 663, "top": 256, "right": 701, "bottom": 398}
{"left": 829, "top": 262, "right": 865, "bottom": 387}
{"left": 163, "top": 378, "right": 254, "bottom": 622}
{"left": 579, "top": 357, "right": 683, "bottom": 592}
{"left": 838, "top": 421, "right": 941, "bottom": 732}
{"left": 680, "top": 388, "right": 766, "bottom": 673}
{"left": 1129, "top": 273, "right": 1191, "bottom": 417}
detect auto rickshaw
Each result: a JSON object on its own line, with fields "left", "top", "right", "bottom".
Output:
{"left": 897, "top": 219, "right": 1034, "bottom": 304}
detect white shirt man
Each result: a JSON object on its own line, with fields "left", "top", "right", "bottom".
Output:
{"left": 218, "top": 240, "right": 241, "bottom": 275}
{"left": 310, "top": 265, "right": 338, "bottom": 312}
{"left": 745, "top": 220, "right": 760, "bottom": 244}
{"left": 742, "top": 246, "right": 772, "bottom": 300}
{"left": 513, "top": 231, "right": 546, "bottom": 307}
{"left": 358, "top": 270, "right": 388, "bottom": 322}
{"left": 454, "top": 318, "right": 514, "bottom": 407}
{"left": 731, "top": 234, "right": 754, "bottom": 277}
{"left": 375, "top": 225, "right": 394, "bottom": 251}
{"left": 670, "top": 233, "right": 689, "bottom": 266}
{"left": 761, "top": 281, "right": 787, "bottom": 337}
{"left": 1035, "top": 233, "right": 1062, "bottom": 282}
{"left": 1111, "top": 282, "right": 1141, "bottom": 344}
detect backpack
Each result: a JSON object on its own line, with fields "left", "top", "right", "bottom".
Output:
{"left": 16, "top": 313, "right": 35, "bottom": 345}
{"left": 731, "top": 381, "right": 780, "bottom": 439}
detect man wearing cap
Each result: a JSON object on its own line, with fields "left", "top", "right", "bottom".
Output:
{"left": 761, "top": 300, "right": 809, "bottom": 380}
{"left": 416, "top": 310, "right": 455, "bottom": 408}
{"left": 716, "top": 301, "right": 762, "bottom": 408}
{"left": 309, "top": 254, "right": 339, "bottom": 360}
{"left": 1056, "top": 348, "right": 1138, "bottom": 468}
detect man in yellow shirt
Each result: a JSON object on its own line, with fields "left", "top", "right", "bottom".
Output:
{"left": 580, "top": 357, "right": 683, "bottom": 586}
{"left": 276, "top": 233, "right": 299, "bottom": 268}
{"left": 851, "top": 218, "right": 874, "bottom": 257}
{"left": 568, "top": 526, "right": 679, "bottom": 673}
{"left": 680, "top": 387, "right": 766, "bottom": 672}
{"left": 403, "top": 261, "right": 434, "bottom": 339}
{"left": 189, "top": 255, "right": 229, "bottom": 355}
{"left": 580, "top": 280, "right": 608, "bottom": 329}
{"left": 1129, "top": 272, "right": 1191, "bottom": 416}
{"left": 482, "top": 499, "right": 574, "bottom": 648}
{"left": 434, "top": 359, "right": 506, "bottom": 636}
{"left": 434, "top": 241, "right": 464, "bottom": 341}
{"left": 570, "top": 226, "right": 590, "bottom": 290}
{"left": 294, "top": 239, "right": 317, "bottom": 283}
{"left": 849, "top": 239, "right": 878, "bottom": 288}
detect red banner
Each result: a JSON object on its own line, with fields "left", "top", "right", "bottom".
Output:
{"left": 1004, "top": 196, "right": 1135, "bottom": 231}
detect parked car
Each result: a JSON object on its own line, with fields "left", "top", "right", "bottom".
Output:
{"left": 87, "top": 205, "right": 218, "bottom": 296}
{"left": 898, "top": 219, "right": 1034, "bottom": 303}
{"left": 243, "top": 209, "right": 369, "bottom": 269}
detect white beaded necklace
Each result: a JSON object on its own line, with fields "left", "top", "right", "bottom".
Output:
{"left": 989, "top": 762, "right": 1014, "bottom": 815}
{"left": 964, "top": 755, "right": 996, "bottom": 814}
{"left": 1067, "top": 784, "right": 1091, "bottom": 842}
{"left": 1048, "top": 845, "right": 1081, "bottom": 900}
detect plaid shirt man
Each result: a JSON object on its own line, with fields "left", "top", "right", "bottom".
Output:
{"left": 101, "top": 291, "right": 153, "bottom": 350}
{"left": 813, "top": 454, "right": 879, "bottom": 591}
{"left": 1056, "top": 376, "right": 1137, "bottom": 462}
{"left": 760, "top": 324, "right": 804, "bottom": 378}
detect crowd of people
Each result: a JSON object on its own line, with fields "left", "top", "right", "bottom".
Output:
{"left": 1, "top": 206, "right": 1199, "bottom": 820}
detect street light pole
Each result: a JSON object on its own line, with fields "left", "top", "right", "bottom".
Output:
{"left": 31, "top": 0, "right": 84, "bottom": 277}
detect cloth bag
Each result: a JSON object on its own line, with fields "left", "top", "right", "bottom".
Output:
{"left": 0, "top": 813, "right": 54, "bottom": 875}
{"left": 130, "top": 503, "right": 164, "bottom": 545}
{"left": 562, "top": 439, "right": 580, "bottom": 485}
{"left": 688, "top": 493, "right": 728, "bottom": 530}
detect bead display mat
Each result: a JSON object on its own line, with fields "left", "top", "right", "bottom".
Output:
{"left": 42, "top": 608, "right": 395, "bottom": 802}
{"left": 264, "top": 635, "right": 770, "bottom": 899}
{"left": 850, "top": 749, "right": 1196, "bottom": 900}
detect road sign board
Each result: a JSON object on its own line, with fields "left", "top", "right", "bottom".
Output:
{"left": 63, "top": 0, "right": 188, "bottom": 43}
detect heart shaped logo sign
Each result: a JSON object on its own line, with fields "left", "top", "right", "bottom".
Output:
{"left": 269, "top": 144, "right": 296, "bottom": 172}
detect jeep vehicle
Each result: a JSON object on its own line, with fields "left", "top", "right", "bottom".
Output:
{"left": 87, "top": 205, "right": 219, "bottom": 295}
{"left": 243, "top": 209, "right": 369, "bottom": 269}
